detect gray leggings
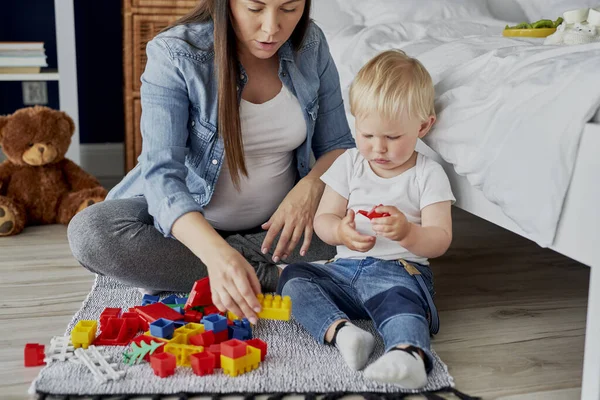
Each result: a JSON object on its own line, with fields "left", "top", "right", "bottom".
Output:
{"left": 67, "top": 197, "right": 336, "bottom": 293}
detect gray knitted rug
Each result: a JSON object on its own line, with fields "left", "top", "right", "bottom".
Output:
{"left": 30, "top": 275, "right": 468, "bottom": 399}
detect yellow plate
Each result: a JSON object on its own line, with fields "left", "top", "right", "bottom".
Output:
{"left": 502, "top": 27, "right": 557, "bottom": 38}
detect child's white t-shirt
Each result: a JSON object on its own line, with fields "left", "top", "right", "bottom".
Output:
{"left": 320, "top": 148, "right": 456, "bottom": 264}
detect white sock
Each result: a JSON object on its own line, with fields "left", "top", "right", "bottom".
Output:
{"left": 333, "top": 323, "right": 375, "bottom": 371}
{"left": 364, "top": 348, "right": 428, "bottom": 389}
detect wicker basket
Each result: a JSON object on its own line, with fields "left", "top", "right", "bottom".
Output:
{"left": 123, "top": 0, "right": 197, "bottom": 171}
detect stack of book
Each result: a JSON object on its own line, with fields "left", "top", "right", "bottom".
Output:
{"left": 0, "top": 42, "right": 48, "bottom": 74}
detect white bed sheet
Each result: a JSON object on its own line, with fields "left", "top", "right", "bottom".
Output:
{"left": 312, "top": 5, "right": 600, "bottom": 247}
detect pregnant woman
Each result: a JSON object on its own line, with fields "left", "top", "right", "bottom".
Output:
{"left": 68, "top": 0, "right": 354, "bottom": 325}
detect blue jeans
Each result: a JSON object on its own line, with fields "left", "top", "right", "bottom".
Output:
{"left": 276, "top": 257, "right": 435, "bottom": 371}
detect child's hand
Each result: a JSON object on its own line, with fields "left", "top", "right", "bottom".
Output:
{"left": 371, "top": 206, "right": 412, "bottom": 242}
{"left": 337, "top": 209, "right": 376, "bottom": 252}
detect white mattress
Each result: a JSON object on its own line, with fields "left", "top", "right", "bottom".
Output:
{"left": 311, "top": 1, "right": 600, "bottom": 247}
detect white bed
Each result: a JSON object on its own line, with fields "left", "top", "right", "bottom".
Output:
{"left": 311, "top": 1, "right": 600, "bottom": 399}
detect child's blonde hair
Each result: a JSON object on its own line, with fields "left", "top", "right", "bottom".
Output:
{"left": 349, "top": 50, "right": 435, "bottom": 122}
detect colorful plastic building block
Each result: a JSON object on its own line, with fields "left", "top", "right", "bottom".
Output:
{"left": 189, "top": 330, "right": 215, "bottom": 347}
{"left": 228, "top": 325, "right": 251, "bottom": 340}
{"left": 150, "top": 352, "right": 176, "bottom": 378}
{"left": 94, "top": 314, "right": 140, "bottom": 346}
{"left": 208, "top": 344, "right": 222, "bottom": 367}
{"left": 99, "top": 308, "right": 121, "bottom": 330}
{"left": 201, "top": 313, "right": 228, "bottom": 333}
{"left": 235, "top": 318, "right": 251, "bottom": 330}
{"left": 133, "top": 302, "right": 185, "bottom": 324}
{"left": 214, "top": 329, "right": 229, "bottom": 344}
{"left": 257, "top": 294, "right": 292, "bottom": 320}
{"left": 175, "top": 297, "right": 188, "bottom": 305}
{"left": 220, "top": 339, "right": 247, "bottom": 359}
{"left": 160, "top": 294, "right": 179, "bottom": 304}
{"left": 190, "top": 351, "right": 216, "bottom": 376}
{"left": 172, "top": 323, "right": 204, "bottom": 343}
{"left": 150, "top": 318, "right": 175, "bottom": 339}
{"left": 228, "top": 294, "right": 292, "bottom": 321}
{"left": 164, "top": 338, "right": 204, "bottom": 366}
{"left": 71, "top": 320, "right": 97, "bottom": 349}
{"left": 357, "top": 204, "right": 390, "bottom": 220}
{"left": 184, "top": 310, "right": 203, "bottom": 323}
{"left": 24, "top": 343, "right": 46, "bottom": 367}
{"left": 221, "top": 345, "right": 261, "bottom": 377}
{"left": 173, "top": 320, "right": 187, "bottom": 329}
{"left": 142, "top": 294, "right": 160, "bottom": 306}
{"left": 246, "top": 338, "right": 268, "bottom": 362}
{"left": 184, "top": 278, "right": 213, "bottom": 310}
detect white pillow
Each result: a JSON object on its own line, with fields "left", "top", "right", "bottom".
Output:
{"left": 513, "top": 0, "right": 600, "bottom": 21}
{"left": 342, "top": 0, "right": 495, "bottom": 25}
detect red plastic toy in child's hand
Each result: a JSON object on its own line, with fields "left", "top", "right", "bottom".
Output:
{"left": 357, "top": 204, "right": 390, "bottom": 220}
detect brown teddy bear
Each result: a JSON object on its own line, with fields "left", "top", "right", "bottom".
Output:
{"left": 0, "top": 106, "right": 107, "bottom": 236}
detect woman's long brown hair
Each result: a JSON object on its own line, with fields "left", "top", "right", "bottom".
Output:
{"left": 163, "top": 0, "right": 312, "bottom": 188}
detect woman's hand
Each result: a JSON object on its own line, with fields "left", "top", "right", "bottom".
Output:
{"left": 204, "top": 243, "right": 263, "bottom": 325}
{"left": 261, "top": 177, "right": 324, "bottom": 262}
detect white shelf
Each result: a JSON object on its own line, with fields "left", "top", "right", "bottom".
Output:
{"left": 0, "top": 69, "right": 59, "bottom": 81}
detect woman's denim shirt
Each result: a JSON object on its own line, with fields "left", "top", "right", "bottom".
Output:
{"left": 107, "top": 20, "right": 355, "bottom": 237}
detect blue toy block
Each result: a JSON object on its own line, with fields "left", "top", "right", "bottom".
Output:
{"left": 149, "top": 318, "right": 175, "bottom": 339}
{"left": 201, "top": 313, "right": 227, "bottom": 333}
{"left": 173, "top": 320, "right": 186, "bottom": 329}
{"left": 173, "top": 306, "right": 184, "bottom": 315}
{"left": 161, "top": 294, "right": 178, "bottom": 304}
{"left": 175, "top": 297, "right": 188, "bottom": 305}
{"left": 141, "top": 294, "right": 159, "bottom": 306}
{"left": 228, "top": 325, "right": 252, "bottom": 340}
{"left": 234, "top": 318, "right": 252, "bottom": 331}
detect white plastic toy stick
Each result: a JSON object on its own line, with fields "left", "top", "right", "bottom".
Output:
{"left": 74, "top": 346, "right": 126, "bottom": 383}
{"left": 44, "top": 336, "right": 75, "bottom": 363}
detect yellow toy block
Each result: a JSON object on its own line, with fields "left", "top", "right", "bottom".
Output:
{"left": 71, "top": 320, "right": 97, "bottom": 349}
{"left": 221, "top": 345, "right": 261, "bottom": 377}
{"left": 173, "top": 323, "right": 204, "bottom": 343}
{"left": 164, "top": 341, "right": 204, "bottom": 366}
{"left": 257, "top": 294, "right": 291, "bottom": 321}
{"left": 228, "top": 294, "right": 292, "bottom": 321}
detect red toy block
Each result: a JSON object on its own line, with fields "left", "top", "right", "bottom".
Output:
{"left": 213, "top": 329, "right": 229, "bottom": 344}
{"left": 189, "top": 330, "right": 215, "bottom": 347}
{"left": 184, "top": 310, "right": 203, "bottom": 323}
{"left": 357, "top": 204, "right": 390, "bottom": 220}
{"left": 24, "top": 343, "right": 46, "bottom": 367}
{"left": 203, "top": 305, "right": 220, "bottom": 315}
{"left": 207, "top": 344, "right": 222, "bottom": 368}
{"left": 150, "top": 352, "right": 176, "bottom": 378}
{"left": 246, "top": 338, "right": 268, "bottom": 362}
{"left": 93, "top": 315, "right": 139, "bottom": 346}
{"left": 184, "top": 278, "right": 213, "bottom": 310}
{"left": 133, "top": 303, "right": 184, "bottom": 324}
{"left": 99, "top": 308, "right": 121, "bottom": 330}
{"left": 220, "top": 339, "right": 247, "bottom": 359}
{"left": 130, "top": 335, "right": 167, "bottom": 362}
{"left": 190, "top": 351, "right": 216, "bottom": 376}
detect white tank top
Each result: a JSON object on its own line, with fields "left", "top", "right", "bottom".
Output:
{"left": 202, "top": 84, "right": 307, "bottom": 231}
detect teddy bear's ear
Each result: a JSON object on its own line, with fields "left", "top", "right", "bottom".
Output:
{"left": 58, "top": 111, "right": 75, "bottom": 133}
{"left": 0, "top": 115, "right": 8, "bottom": 140}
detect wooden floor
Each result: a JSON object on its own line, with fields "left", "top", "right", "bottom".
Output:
{"left": 0, "top": 208, "right": 588, "bottom": 400}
